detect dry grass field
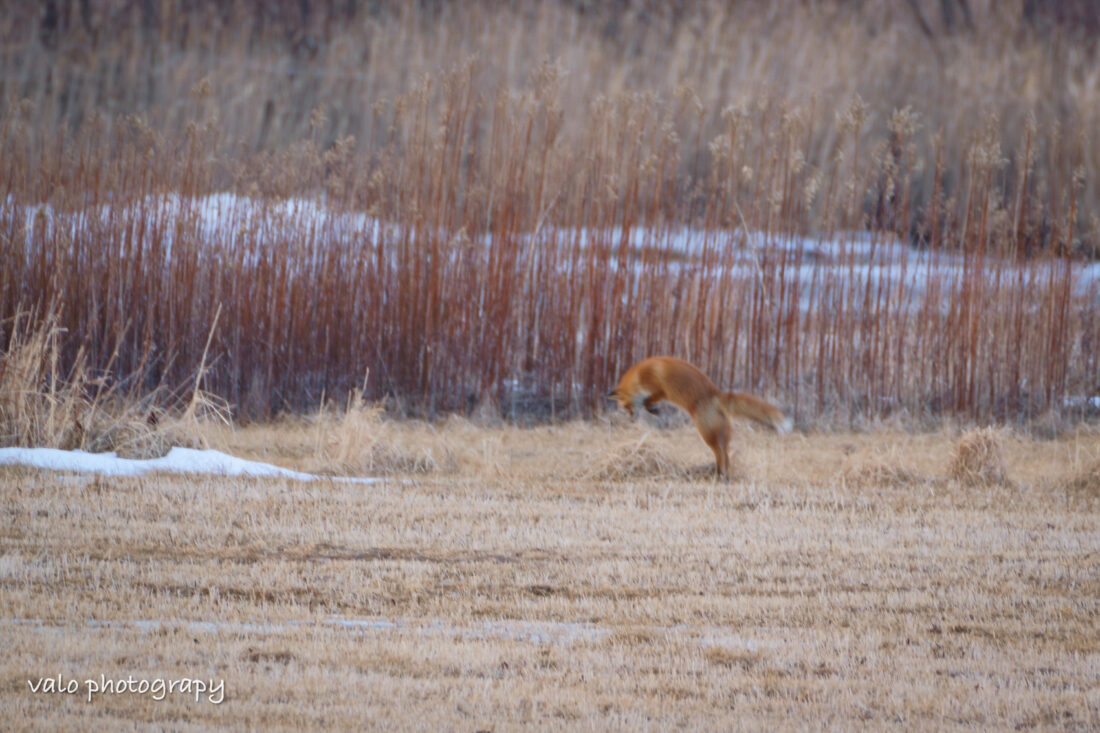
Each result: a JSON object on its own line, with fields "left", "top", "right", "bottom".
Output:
{"left": 4, "top": 415, "right": 1099, "bottom": 730}
{"left": 3, "top": 2, "right": 1100, "bottom": 729}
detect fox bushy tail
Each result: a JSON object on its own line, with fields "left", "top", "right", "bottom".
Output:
{"left": 721, "top": 392, "right": 793, "bottom": 433}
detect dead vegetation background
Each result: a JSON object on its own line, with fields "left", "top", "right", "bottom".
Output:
{"left": 2, "top": 0, "right": 1099, "bottom": 425}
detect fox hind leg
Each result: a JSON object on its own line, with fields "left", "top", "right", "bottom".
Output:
{"left": 714, "top": 425, "right": 731, "bottom": 479}
{"left": 696, "top": 417, "right": 731, "bottom": 480}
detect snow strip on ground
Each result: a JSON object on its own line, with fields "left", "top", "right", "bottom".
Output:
{"left": 0, "top": 446, "right": 380, "bottom": 484}
{"left": 3, "top": 617, "right": 770, "bottom": 651}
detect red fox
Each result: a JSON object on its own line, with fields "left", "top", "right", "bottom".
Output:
{"left": 609, "top": 356, "right": 791, "bottom": 478}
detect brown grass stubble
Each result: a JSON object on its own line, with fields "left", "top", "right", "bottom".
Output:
{"left": 2, "top": 420, "right": 1098, "bottom": 729}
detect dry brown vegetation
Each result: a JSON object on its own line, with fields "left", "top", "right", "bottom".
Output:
{"left": 0, "top": 310, "right": 229, "bottom": 457}
{"left": 3, "top": 418, "right": 1099, "bottom": 729}
{"left": 2, "top": 0, "right": 1099, "bottom": 423}
{"left": 2, "top": 4, "right": 1099, "bottom": 725}
{"left": 948, "top": 426, "right": 1009, "bottom": 487}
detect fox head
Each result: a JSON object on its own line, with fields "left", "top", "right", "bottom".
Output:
{"left": 607, "top": 389, "right": 633, "bottom": 416}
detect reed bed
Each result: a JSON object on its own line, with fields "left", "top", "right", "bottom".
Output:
{"left": 1, "top": 0, "right": 1098, "bottom": 426}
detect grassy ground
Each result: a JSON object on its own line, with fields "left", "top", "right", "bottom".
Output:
{"left": 3, "top": 417, "right": 1099, "bottom": 730}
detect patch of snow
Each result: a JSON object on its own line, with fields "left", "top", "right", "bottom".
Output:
{"left": 468, "top": 620, "right": 610, "bottom": 645}
{"left": 328, "top": 618, "right": 399, "bottom": 631}
{"left": 4, "top": 616, "right": 782, "bottom": 650}
{"left": 13, "top": 191, "right": 1099, "bottom": 324}
{"left": 0, "top": 446, "right": 379, "bottom": 484}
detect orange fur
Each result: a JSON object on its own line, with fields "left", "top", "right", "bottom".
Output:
{"left": 609, "top": 356, "right": 791, "bottom": 478}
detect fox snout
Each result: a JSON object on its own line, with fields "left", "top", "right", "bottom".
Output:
{"left": 607, "top": 389, "right": 633, "bottom": 416}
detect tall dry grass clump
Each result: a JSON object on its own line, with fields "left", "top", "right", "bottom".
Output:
{"left": 0, "top": 311, "right": 227, "bottom": 457}
{"left": 316, "top": 390, "right": 452, "bottom": 476}
{"left": 842, "top": 455, "right": 924, "bottom": 489}
{"left": 1064, "top": 459, "right": 1100, "bottom": 501}
{"left": 580, "top": 428, "right": 724, "bottom": 482}
{"left": 583, "top": 431, "right": 687, "bottom": 481}
{"left": 948, "top": 427, "right": 1009, "bottom": 486}
{"left": 1, "top": 0, "right": 1098, "bottom": 428}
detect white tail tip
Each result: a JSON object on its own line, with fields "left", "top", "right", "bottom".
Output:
{"left": 777, "top": 417, "right": 793, "bottom": 434}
